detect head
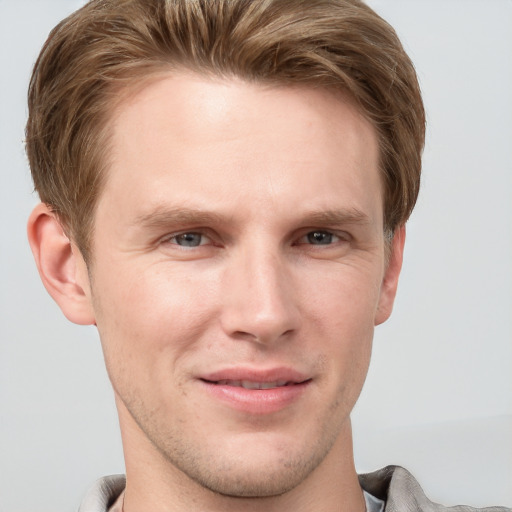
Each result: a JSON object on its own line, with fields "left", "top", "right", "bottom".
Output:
{"left": 26, "top": 0, "right": 425, "bottom": 505}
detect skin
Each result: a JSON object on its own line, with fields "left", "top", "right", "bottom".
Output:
{"left": 28, "top": 72, "right": 405, "bottom": 512}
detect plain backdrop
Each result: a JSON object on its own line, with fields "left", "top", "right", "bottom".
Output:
{"left": 1, "top": 1, "right": 511, "bottom": 511}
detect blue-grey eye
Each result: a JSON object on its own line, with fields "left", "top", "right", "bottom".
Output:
{"left": 174, "top": 232, "right": 204, "bottom": 247}
{"left": 307, "top": 231, "right": 334, "bottom": 245}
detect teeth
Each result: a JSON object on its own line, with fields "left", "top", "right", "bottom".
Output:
{"left": 216, "top": 380, "right": 290, "bottom": 389}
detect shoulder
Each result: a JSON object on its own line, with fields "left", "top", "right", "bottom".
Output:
{"left": 77, "top": 469, "right": 510, "bottom": 512}
{"left": 359, "top": 466, "right": 511, "bottom": 512}
{"left": 78, "top": 474, "right": 126, "bottom": 512}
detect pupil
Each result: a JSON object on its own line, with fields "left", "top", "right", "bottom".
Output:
{"left": 177, "top": 233, "right": 201, "bottom": 246}
{"left": 308, "top": 231, "right": 332, "bottom": 244}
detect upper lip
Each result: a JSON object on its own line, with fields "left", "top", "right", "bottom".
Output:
{"left": 200, "top": 367, "right": 310, "bottom": 385}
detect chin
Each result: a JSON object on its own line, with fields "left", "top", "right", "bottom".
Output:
{"left": 154, "top": 428, "right": 340, "bottom": 499}
{"left": 198, "top": 474, "right": 302, "bottom": 498}
{"left": 176, "top": 452, "right": 323, "bottom": 498}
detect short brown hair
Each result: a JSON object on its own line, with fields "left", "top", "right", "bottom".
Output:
{"left": 26, "top": 0, "right": 425, "bottom": 260}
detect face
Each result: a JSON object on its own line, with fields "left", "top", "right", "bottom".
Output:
{"left": 82, "top": 73, "right": 401, "bottom": 497}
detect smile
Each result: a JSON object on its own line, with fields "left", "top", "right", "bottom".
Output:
{"left": 206, "top": 379, "right": 296, "bottom": 389}
{"left": 199, "top": 370, "right": 311, "bottom": 414}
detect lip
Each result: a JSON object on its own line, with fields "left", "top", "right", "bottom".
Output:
{"left": 199, "top": 367, "right": 311, "bottom": 415}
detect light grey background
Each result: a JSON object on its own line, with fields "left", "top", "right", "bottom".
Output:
{"left": 1, "top": 1, "right": 511, "bottom": 511}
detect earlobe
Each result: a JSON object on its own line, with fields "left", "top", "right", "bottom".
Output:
{"left": 27, "top": 203, "right": 95, "bottom": 325}
{"left": 374, "top": 225, "right": 406, "bottom": 326}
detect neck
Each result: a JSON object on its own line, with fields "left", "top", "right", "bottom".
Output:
{"left": 118, "top": 408, "right": 365, "bottom": 512}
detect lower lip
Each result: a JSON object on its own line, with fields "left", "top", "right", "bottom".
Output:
{"left": 200, "top": 380, "right": 310, "bottom": 414}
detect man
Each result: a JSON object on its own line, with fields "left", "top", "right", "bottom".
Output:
{"left": 24, "top": 1, "right": 509, "bottom": 511}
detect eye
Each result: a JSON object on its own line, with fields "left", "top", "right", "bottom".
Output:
{"left": 299, "top": 230, "right": 342, "bottom": 245}
{"left": 306, "top": 231, "right": 335, "bottom": 245}
{"left": 168, "top": 232, "right": 209, "bottom": 247}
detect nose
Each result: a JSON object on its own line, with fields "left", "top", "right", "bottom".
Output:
{"left": 219, "top": 244, "right": 301, "bottom": 345}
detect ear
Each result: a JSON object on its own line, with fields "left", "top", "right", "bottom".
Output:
{"left": 374, "top": 225, "right": 406, "bottom": 326}
{"left": 27, "top": 203, "right": 95, "bottom": 325}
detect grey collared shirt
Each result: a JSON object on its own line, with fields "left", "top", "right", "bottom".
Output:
{"left": 77, "top": 466, "right": 511, "bottom": 512}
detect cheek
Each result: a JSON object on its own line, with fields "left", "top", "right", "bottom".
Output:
{"left": 305, "top": 266, "right": 380, "bottom": 382}
{"left": 306, "top": 261, "right": 382, "bottom": 330}
{"left": 91, "top": 263, "right": 220, "bottom": 375}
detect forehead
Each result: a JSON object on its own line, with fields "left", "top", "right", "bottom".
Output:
{"left": 98, "top": 72, "right": 381, "bottom": 230}
{"left": 112, "top": 72, "right": 373, "bottom": 155}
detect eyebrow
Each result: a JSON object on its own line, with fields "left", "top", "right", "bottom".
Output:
{"left": 133, "top": 206, "right": 231, "bottom": 229}
{"left": 298, "top": 208, "right": 371, "bottom": 227}
{"left": 133, "top": 205, "right": 371, "bottom": 230}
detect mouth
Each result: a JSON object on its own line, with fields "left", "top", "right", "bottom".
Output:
{"left": 199, "top": 369, "right": 311, "bottom": 414}
{"left": 202, "top": 379, "right": 304, "bottom": 390}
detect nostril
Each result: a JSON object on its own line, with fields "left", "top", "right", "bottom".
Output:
{"left": 229, "top": 327, "right": 296, "bottom": 345}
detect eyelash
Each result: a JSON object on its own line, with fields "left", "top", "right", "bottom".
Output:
{"left": 163, "top": 229, "right": 349, "bottom": 249}
{"left": 165, "top": 231, "right": 214, "bottom": 248}
{"left": 294, "top": 230, "right": 346, "bottom": 246}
